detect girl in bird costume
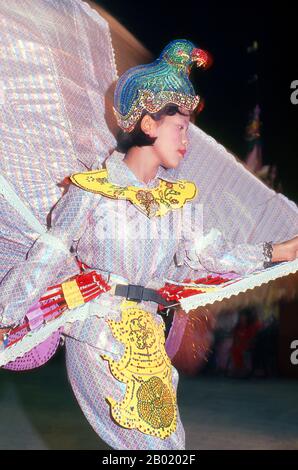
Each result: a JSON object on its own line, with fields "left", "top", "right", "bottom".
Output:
{"left": 0, "top": 0, "right": 298, "bottom": 450}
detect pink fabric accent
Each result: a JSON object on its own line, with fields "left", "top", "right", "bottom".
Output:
{"left": 25, "top": 301, "right": 45, "bottom": 330}
{"left": 165, "top": 311, "right": 188, "bottom": 360}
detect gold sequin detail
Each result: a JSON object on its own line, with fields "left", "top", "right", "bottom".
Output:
{"left": 137, "top": 376, "right": 175, "bottom": 429}
{"left": 113, "top": 89, "right": 200, "bottom": 132}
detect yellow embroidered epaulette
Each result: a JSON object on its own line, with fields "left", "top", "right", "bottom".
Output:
{"left": 70, "top": 169, "right": 197, "bottom": 218}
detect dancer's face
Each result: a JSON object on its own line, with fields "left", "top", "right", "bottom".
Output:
{"left": 142, "top": 107, "right": 191, "bottom": 169}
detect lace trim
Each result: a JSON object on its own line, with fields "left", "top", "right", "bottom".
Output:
{"left": 180, "top": 258, "right": 298, "bottom": 312}
{"left": 0, "top": 297, "right": 113, "bottom": 366}
{"left": 2, "top": 259, "right": 297, "bottom": 364}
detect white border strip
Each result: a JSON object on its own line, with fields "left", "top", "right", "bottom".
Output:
{"left": 180, "top": 259, "right": 298, "bottom": 312}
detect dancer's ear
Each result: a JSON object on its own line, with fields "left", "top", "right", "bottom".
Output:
{"left": 140, "top": 114, "right": 157, "bottom": 137}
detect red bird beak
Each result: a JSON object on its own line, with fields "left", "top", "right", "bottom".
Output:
{"left": 191, "top": 48, "right": 213, "bottom": 69}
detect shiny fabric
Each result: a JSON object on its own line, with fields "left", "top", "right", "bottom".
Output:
{"left": 1, "top": 0, "right": 298, "bottom": 450}
{"left": 0, "top": 0, "right": 118, "bottom": 283}
{"left": 65, "top": 329, "right": 185, "bottom": 450}
{"left": 0, "top": 151, "right": 267, "bottom": 328}
{"left": 0, "top": 151, "right": 266, "bottom": 449}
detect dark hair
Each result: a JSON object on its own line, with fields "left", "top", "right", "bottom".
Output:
{"left": 116, "top": 104, "right": 191, "bottom": 153}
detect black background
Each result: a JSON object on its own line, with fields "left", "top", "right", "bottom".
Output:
{"left": 96, "top": 0, "right": 298, "bottom": 201}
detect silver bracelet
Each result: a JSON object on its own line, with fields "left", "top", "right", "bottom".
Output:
{"left": 263, "top": 241, "right": 273, "bottom": 268}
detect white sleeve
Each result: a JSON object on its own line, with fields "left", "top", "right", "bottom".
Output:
{"left": 184, "top": 227, "right": 265, "bottom": 275}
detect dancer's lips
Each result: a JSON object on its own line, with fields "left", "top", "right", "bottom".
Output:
{"left": 178, "top": 149, "right": 186, "bottom": 156}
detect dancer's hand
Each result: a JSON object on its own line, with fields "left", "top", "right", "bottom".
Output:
{"left": 272, "top": 236, "right": 298, "bottom": 262}
{"left": 0, "top": 327, "right": 11, "bottom": 343}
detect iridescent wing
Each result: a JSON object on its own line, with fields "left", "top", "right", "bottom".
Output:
{"left": 166, "top": 123, "right": 298, "bottom": 287}
{"left": 0, "top": 0, "right": 118, "bottom": 280}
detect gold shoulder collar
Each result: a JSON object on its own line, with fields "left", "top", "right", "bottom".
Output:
{"left": 70, "top": 169, "right": 197, "bottom": 218}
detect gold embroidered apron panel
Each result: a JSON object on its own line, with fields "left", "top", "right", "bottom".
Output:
{"left": 101, "top": 300, "right": 177, "bottom": 438}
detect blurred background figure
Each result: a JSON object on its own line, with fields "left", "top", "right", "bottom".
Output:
{"left": 228, "top": 308, "right": 262, "bottom": 378}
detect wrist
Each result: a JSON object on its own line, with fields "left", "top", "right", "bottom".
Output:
{"left": 263, "top": 241, "right": 273, "bottom": 268}
{"left": 271, "top": 242, "right": 288, "bottom": 262}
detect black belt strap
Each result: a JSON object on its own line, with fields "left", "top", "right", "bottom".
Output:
{"left": 114, "top": 284, "right": 174, "bottom": 307}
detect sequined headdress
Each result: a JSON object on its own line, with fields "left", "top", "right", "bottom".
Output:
{"left": 113, "top": 39, "right": 210, "bottom": 132}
